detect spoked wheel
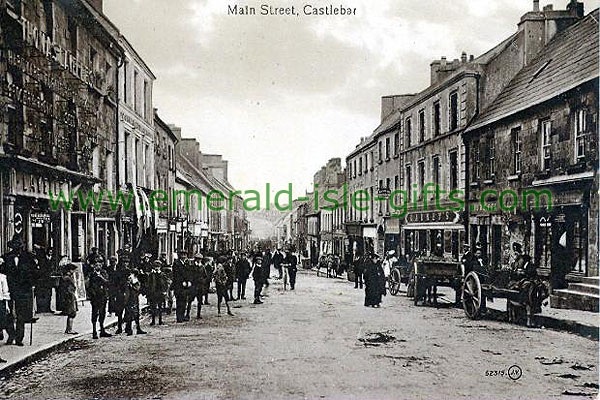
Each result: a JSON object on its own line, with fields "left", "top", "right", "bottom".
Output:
{"left": 462, "top": 271, "right": 483, "bottom": 319}
{"left": 389, "top": 269, "right": 401, "bottom": 296}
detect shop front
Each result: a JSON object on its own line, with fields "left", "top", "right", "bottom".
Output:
{"left": 401, "top": 210, "right": 465, "bottom": 261}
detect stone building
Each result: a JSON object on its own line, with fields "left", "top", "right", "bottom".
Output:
{"left": 346, "top": 137, "right": 377, "bottom": 258}
{"left": 115, "top": 31, "right": 155, "bottom": 252}
{"left": 154, "top": 110, "right": 178, "bottom": 263}
{"left": 464, "top": 7, "right": 597, "bottom": 310}
{"left": 0, "top": 0, "right": 121, "bottom": 261}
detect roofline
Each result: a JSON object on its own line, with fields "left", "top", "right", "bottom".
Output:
{"left": 400, "top": 71, "right": 480, "bottom": 112}
{"left": 154, "top": 110, "right": 179, "bottom": 143}
{"left": 465, "top": 76, "right": 599, "bottom": 133}
{"left": 119, "top": 35, "right": 157, "bottom": 80}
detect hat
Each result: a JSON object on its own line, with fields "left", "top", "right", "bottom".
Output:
{"left": 65, "top": 263, "right": 78, "bottom": 271}
{"left": 7, "top": 236, "right": 24, "bottom": 250}
{"left": 387, "top": 250, "right": 396, "bottom": 256}
{"left": 194, "top": 253, "right": 204, "bottom": 260}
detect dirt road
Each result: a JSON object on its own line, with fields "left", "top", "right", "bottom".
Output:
{"left": 1, "top": 270, "right": 597, "bottom": 399}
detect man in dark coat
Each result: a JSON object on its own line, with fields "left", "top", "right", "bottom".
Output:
{"left": 252, "top": 257, "right": 264, "bottom": 304}
{"left": 284, "top": 251, "right": 298, "bottom": 290}
{"left": 262, "top": 249, "right": 272, "bottom": 288}
{"left": 224, "top": 257, "right": 235, "bottom": 301}
{"left": 235, "top": 252, "right": 251, "bottom": 300}
{"left": 353, "top": 254, "right": 365, "bottom": 290}
{"left": 123, "top": 268, "right": 146, "bottom": 336}
{"left": 88, "top": 260, "right": 112, "bottom": 339}
{"left": 1, "top": 236, "right": 38, "bottom": 346}
{"left": 272, "top": 249, "right": 284, "bottom": 279}
{"left": 36, "top": 247, "right": 55, "bottom": 313}
{"left": 112, "top": 248, "right": 132, "bottom": 334}
{"left": 172, "top": 253, "right": 192, "bottom": 323}
{"left": 147, "top": 260, "right": 169, "bottom": 326}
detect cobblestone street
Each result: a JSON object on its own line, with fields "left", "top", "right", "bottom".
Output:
{"left": 0, "top": 271, "right": 597, "bottom": 400}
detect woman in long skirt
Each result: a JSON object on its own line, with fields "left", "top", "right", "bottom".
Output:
{"left": 363, "top": 255, "right": 386, "bottom": 307}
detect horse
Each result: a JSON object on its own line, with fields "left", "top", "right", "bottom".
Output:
{"left": 506, "top": 279, "right": 549, "bottom": 327}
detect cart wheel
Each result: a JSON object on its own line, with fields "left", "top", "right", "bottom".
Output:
{"left": 389, "top": 269, "right": 401, "bottom": 296}
{"left": 462, "top": 271, "right": 483, "bottom": 319}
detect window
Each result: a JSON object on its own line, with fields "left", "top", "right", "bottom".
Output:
{"left": 370, "top": 151, "right": 374, "bottom": 169}
{"left": 418, "top": 161, "right": 425, "bottom": 195}
{"left": 378, "top": 141, "right": 383, "bottom": 162}
{"left": 432, "top": 155, "right": 440, "bottom": 187}
{"left": 143, "top": 80, "right": 149, "bottom": 120}
{"left": 134, "top": 70, "right": 139, "bottom": 113}
{"left": 386, "top": 178, "right": 391, "bottom": 213}
{"left": 450, "top": 92, "right": 459, "bottom": 131}
{"left": 405, "top": 118, "right": 412, "bottom": 148}
{"left": 385, "top": 137, "right": 390, "bottom": 159}
{"left": 353, "top": 160, "right": 357, "bottom": 178}
{"left": 67, "top": 17, "right": 78, "bottom": 54}
{"left": 43, "top": 0, "right": 54, "bottom": 41}
{"left": 449, "top": 150, "right": 458, "bottom": 191}
{"left": 405, "top": 165, "right": 412, "bottom": 201}
{"left": 364, "top": 153, "right": 368, "bottom": 173}
{"left": 433, "top": 101, "right": 441, "bottom": 136}
{"left": 511, "top": 127, "right": 522, "bottom": 174}
{"left": 575, "top": 109, "right": 586, "bottom": 159}
{"left": 89, "top": 46, "right": 97, "bottom": 71}
{"left": 541, "top": 120, "right": 551, "bottom": 170}
{"left": 394, "top": 175, "right": 399, "bottom": 190}
{"left": 419, "top": 110, "right": 426, "bottom": 142}
{"left": 123, "top": 60, "right": 129, "bottom": 103}
{"left": 348, "top": 162, "right": 352, "bottom": 179}
{"left": 487, "top": 136, "right": 495, "bottom": 179}
{"left": 394, "top": 132, "right": 399, "bottom": 155}
{"left": 358, "top": 157, "right": 363, "bottom": 175}
{"left": 472, "top": 140, "right": 480, "bottom": 181}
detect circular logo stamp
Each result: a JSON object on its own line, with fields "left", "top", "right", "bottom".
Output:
{"left": 508, "top": 365, "right": 523, "bottom": 381}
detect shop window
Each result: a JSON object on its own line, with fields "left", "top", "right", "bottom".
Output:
{"left": 541, "top": 119, "right": 552, "bottom": 170}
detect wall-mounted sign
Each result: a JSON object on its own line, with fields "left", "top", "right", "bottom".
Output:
{"left": 406, "top": 210, "right": 461, "bottom": 224}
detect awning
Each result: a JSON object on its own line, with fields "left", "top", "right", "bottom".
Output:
{"left": 402, "top": 223, "right": 464, "bottom": 231}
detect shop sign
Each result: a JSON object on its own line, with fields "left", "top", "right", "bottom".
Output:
{"left": 406, "top": 210, "right": 461, "bottom": 224}
{"left": 17, "top": 16, "right": 105, "bottom": 89}
{"left": 31, "top": 212, "right": 50, "bottom": 225}
{"left": 120, "top": 112, "right": 153, "bottom": 137}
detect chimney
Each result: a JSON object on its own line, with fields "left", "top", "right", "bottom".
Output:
{"left": 469, "top": 54, "right": 475, "bottom": 62}
{"left": 461, "top": 51, "right": 467, "bottom": 63}
{"left": 533, "top": 0, "right": 540, "bottom": 12}
{"left": 87, "top": 0, "right": 103, "bottom": 13}
{"left": 518, "top": 1, "right": 583, "bottom": 65}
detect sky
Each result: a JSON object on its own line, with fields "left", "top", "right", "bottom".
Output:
{"left": 104, "top": 0, "right": 594, "bottom": 199}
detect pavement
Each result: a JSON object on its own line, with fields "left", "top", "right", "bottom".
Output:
{"left": 0, "top": 270, "right": 596, "bottom": 399}
{"left": 0, "top": 298, "right": 147, "bottom": 376}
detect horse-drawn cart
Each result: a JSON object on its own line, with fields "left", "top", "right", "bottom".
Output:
{"left": 462, "top": 269, "right": 549, "bottom": 326}
{"left": 412, "top": 258, "right": 463, "bottom": 306}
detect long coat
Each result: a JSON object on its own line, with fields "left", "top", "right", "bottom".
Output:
{"left": 363, "top": 257, "right": 385, "bottom": 306}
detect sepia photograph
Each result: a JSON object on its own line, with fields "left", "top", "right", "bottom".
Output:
{"left": 0, "top": 0, "right": 597, "bottom": 398}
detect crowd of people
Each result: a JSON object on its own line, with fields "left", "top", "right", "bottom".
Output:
{"left": 0, "top": 234, "right": 300, "bottom": 363}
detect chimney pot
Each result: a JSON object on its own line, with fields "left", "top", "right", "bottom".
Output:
{"left": 533, "top": 0, "right": 540, "bottom": 11}
{"left": 469, "top": 54, "right": 475, "bottom": 61}
{"left": 461, "top": 52, "right": 467, "bottom": 63}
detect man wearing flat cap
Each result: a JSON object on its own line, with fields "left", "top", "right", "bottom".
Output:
{"left": 252, "top": 256, "right": 264, "bottom": 304}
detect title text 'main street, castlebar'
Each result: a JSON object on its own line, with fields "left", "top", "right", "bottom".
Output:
{"left": 227, "top": 4, "right": 357, "bottom": 17}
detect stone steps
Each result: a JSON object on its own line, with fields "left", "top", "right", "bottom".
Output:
{"left": 551, "top": 284, "right": 599, "bottom": 313}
